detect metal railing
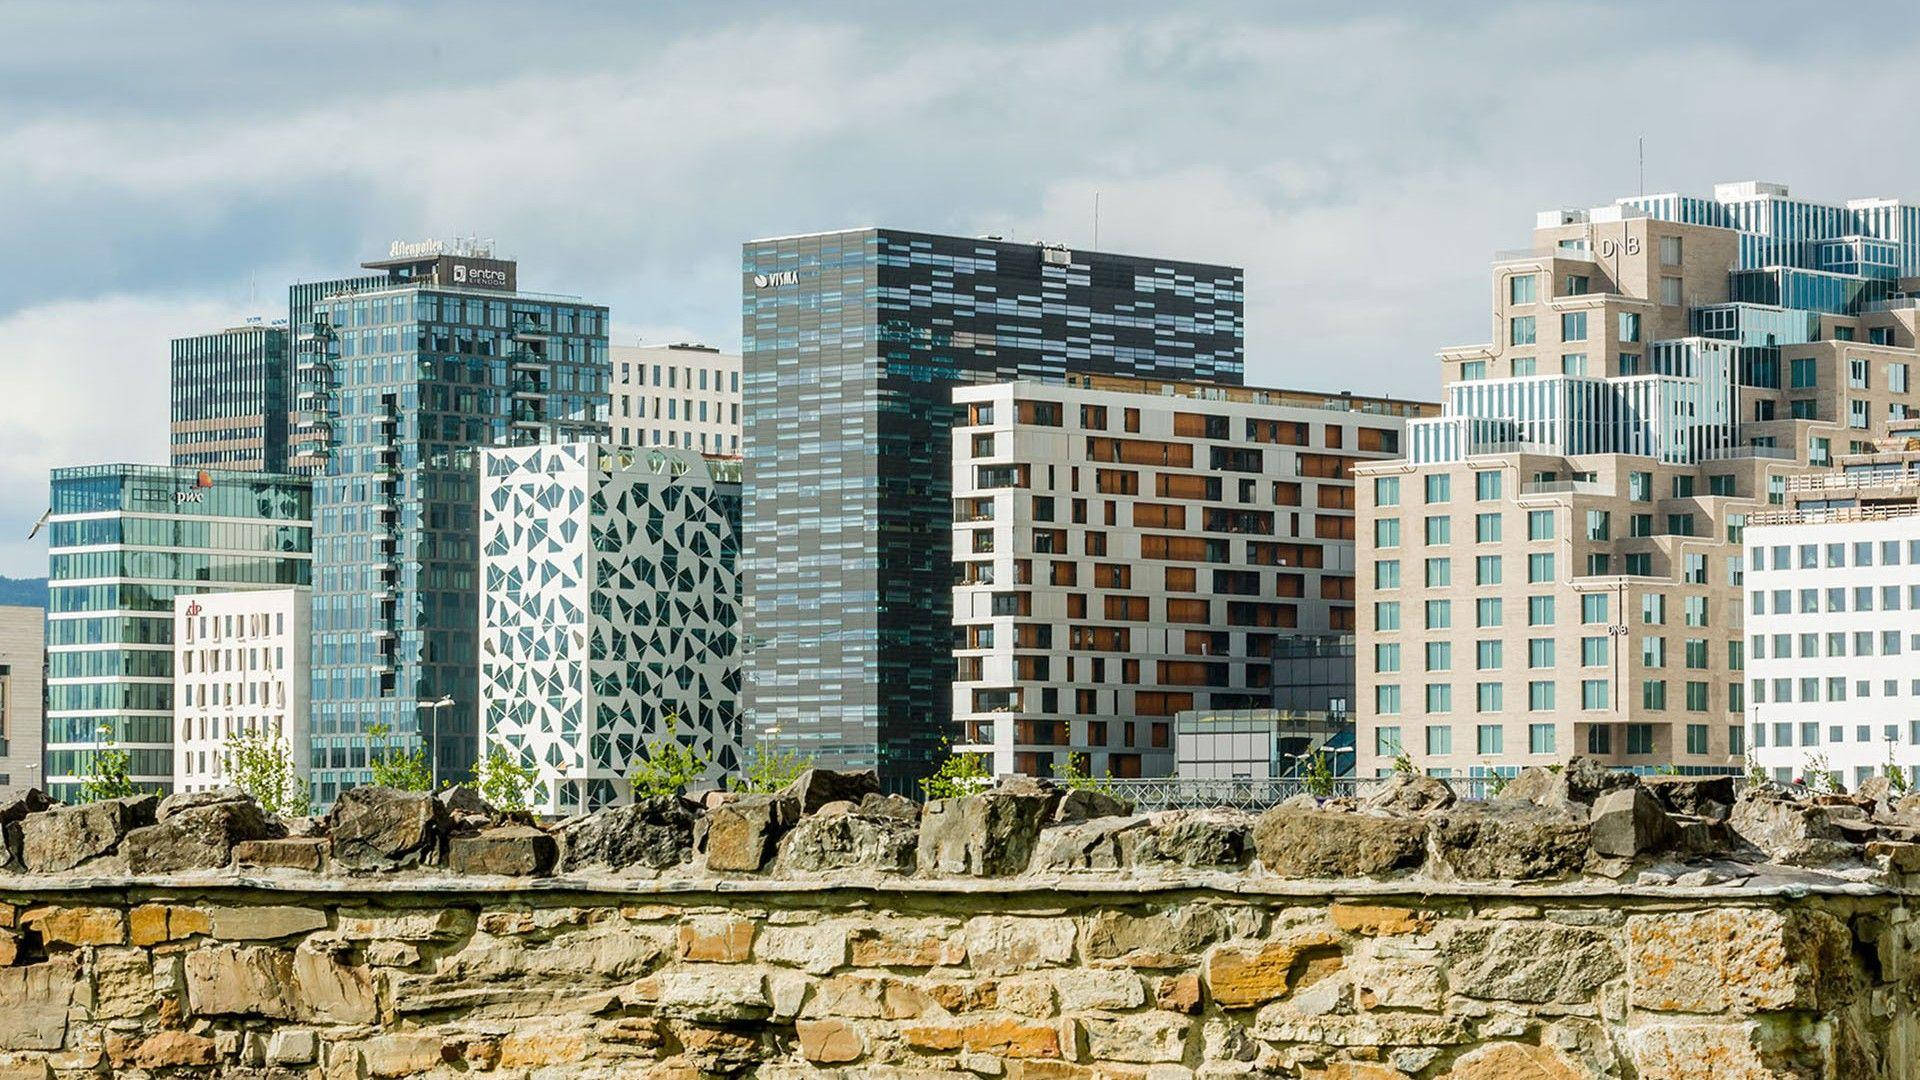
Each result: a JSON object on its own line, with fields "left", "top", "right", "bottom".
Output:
{"left": 1787, "top": 469, "right": 1920, "bottom": 492}
{"left": 1701, "top": 444, "right": 1797, "bottom": 461}
{"left": 1100, "top": 775, "right": 1500, "bottom": 812}
{"left": 1749, "top": 504, "right": 1920, "bottom": 527}
{"left": 1519, "top": 480, "right": 1608, "bottom": 496}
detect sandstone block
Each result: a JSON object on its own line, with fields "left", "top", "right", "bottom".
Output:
{"left": 1641, "top": 775, "right": 1736, "bottom": 820}
{"left": 796, "top": 1019, "right": 864, "bottom": 1064}
{"left": 1442, "top": 1042, "right": 1588, "bottom": 1079}
{"left": 756, "top": 924, "right": 847, "bottom": 974}
{"left": 1032, "top": 816, "right": 1142, "bottom": 871}
{"left": 1203, "top": 932, "right": 1342, "bottom": 1009}
{"left": 21, "top": 905, "right": 124, "bottom": 946}
{"left": 702, "top": 793, "right": 798, "bottom": 872}
{"left": 267, "top": 1028, "right": 318, "bottom": 1065}
{"left": 1497, "top": 756, "right": 1635, "bottom": 811}
{"left": 678, "top": 915, "right": 756, "bottom": 962}
{"left": 204, "top": 904, "right": 328, "bottom": 940}
{"left": 966, "top": 915, "right": 1076, "bottom": 974}
{"left": 1083, "top": 905, "right": 1260, "bottom": 968}
{"left": 128, "top": 1031, "right": 217, "bottom": 1069}
{"left": 90, "top": 947, "right": 154, "bottom": 1020}
{"left": 1251, "top": 807, "right": 1425, "bottom": 878}
{"left": 233, "top": 837, "right": 327, "bottom": 872}
{"left": 1052, "top": 787, "right": 1133, "bottom": 823}
{"left": 326, "top": 786, "right": 449, "bottom": 870}
{"left": 1362, "top": 773, "right": 1457, "bottom": 815}
{"left": 1079, "top": 1012, "right": 1191, "bottom": 1063}
{"left": 1125, "top": 808, "right": 1256, "bottom": 868}
{"left": 125, "top": 797, "right": 272, "bottom": 873}
{"left": 1626, "top": 908, "right": 1853, "bottom": 1013}
{"left": 654, "top": 968, "right": 769, "bottom": 1021}
{"left": 448, "top": 825, "right": 558, "bottom": 876}
{"left": 779, "top": 768, "right": 881, "bottom": 814}
{"left": 902, "top": 1018, "right": 1061, "bottom": 1059}
{"left": 1053, "top": 968, "right": 1146, "bottom": 1012}
{"left": 1329, "top": 903, "right": 1433, "bottom": 937}
{"left": 1156, "top": 973, "right": 1203, "bottom": 1014}
{"left": 1426, "top": 803, "right": 1588, "bottom": 881}
{"left": 557, "top": 796, "right": 695, "bottom": 872}
{"left": 0, "top": 959, "right": 78, "bottom": 1050}
{"left": 1351, "top": 956, "right": 1445, "bottom": 1011}
{"left": 1445, "top": 923, "right": 1621, "bottom": 1004}
{"left": 1588, "top": 786, "right": 1677, "bottom": 858}
{"left": 849, "top": 922, "right": 968, "bottom": 968}
{"left": 1622, "top": 1020, "right": 1812, "bottom": 1079}
{"left": 1728, "top": 793, "right": 1857, "bottom": 866}
{"left": 361, "top": 1033, "right": 445, "bottom": 1077}
{"left": 776, "top": 807, "right": 919, "bottom": 873}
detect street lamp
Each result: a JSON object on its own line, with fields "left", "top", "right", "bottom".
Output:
{"left": 416, "top": 696, "right": 454, "bottom": 791}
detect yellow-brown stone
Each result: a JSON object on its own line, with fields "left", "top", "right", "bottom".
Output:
{"left": 796, "top": 1019, "right": 863, "bottom": 1063}
{"left": 128, "top": 904, "right": 209, "bottom": 947}
{"left": 1330, "top": 903, "right": 1434, "bottom": 937}
{"left": 498, "top": 1030, "right": 589, "bottom": 1067}
{"left": 849, "top": 923, "right": 968, "bottom": 968}
{"left": 1443, "top": 1042, "right": 1587, "bottom": 1079}
{"left": 677, "top": 916, "right": 755, "bottom": 963}
{"left": 21, "top": 906, "right": 124, "bottom": 947}
{"left": 902, "top": 1018, "right": 1061, "bottom": 1059}
{"left": 1155, "top": 972, "right": 1203, "bottom": 1014}
{"left": 1204, "top": 932, "right": 1342, "bottom": 1009}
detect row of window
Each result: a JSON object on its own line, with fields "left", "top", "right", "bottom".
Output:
{"left": 1376, "top": 677, "right": 1724, "bottom": 716}
{"left": 1750, "top": 540, "right": 1920, "bottom": 571}
{"left": 1751, "top": 630, "right": 1915, "bottom": 659}
{"left": 1752, "top": 676, "right": 1920, "bottom": 705}
{"left": 1377, "top": 634, "right": 1730, "bottom": 673}
{"left": 617, "top": 362, "right": 738, "bottom": 393}
{"left": 1753, "top": 586, "right": 1920, "bottom": 616}
{"left": 1753, "top": 718, "right": 1920, "bottom": 750}
{"left": 1372, "top": 593, "right": 1707, "bottom": 628}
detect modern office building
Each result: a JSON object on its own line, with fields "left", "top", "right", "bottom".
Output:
{"left": 171, "top": 587, "right": 310, "bottom": 795}
{"left": 295, "top": 240, "right": 610, "bottom": 805}
{"left": 1356, "top": 180, "right": 1920, "bottom": 781}
{"left": 610, "top": 343, "right": 741, "bottom": 454}
{"left": 951, "top": 376, "right": 1430, "bottom": 777}
{"left": 478, "top": 443, "right": 742, "bottom": 814}
{"left": 1744, "top": 419, "right": 1920, "bottom": 789}
{"left": 43, "top": 465, "right": 311, "bottom": 799}
{"left": 170, "top": 322, "right": 292, "bottom": 473}
{"left": 742, "top": 229, "right": 1244, "bottom": 787}
{"left": 0, "top": 606, "right": 45, "bottom": 795}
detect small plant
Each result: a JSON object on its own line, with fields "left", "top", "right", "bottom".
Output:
{"left": 1485, "top": 765, "right": 1509, "bottom": 797}
{"left": 922, "top": 741, "right": 991, "bottom": 801}
{"left": 223, "top": 729, "right": 312, "bottom": 817}
{"left": 1802, "top": 751, "right": 1836, "bottom": 795}
{"left": 628, "top": 714, "right": 711, "bottom": 799}
{"left": 367, "top": 722, "right": 431, "bottom": 792}
{"left": 1391, "top": 752, "right": 1416, "bottom": 778}
{"left": 1886, "top": 746, "right": 1911, "bottom": 797}
{"left": 471, "top": 749, "right": 538, "bottom": 812}
{"left": 1054, "top": 753, "right": 1119, "bottom": 796}
{"left": 1745, "top": 755, "right": 1769, "bottom": 786}
{"left": 80, "top": 724, "right": 139, "bottom": 803}
{"left": 1301, "top": 748, "right": 1336, "bottom": 798}
{"left": 730, "top": 747, "right": 813, "bottom": 793}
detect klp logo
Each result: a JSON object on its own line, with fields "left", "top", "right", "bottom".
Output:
{"left": 753, "top": 270, "right": 799, "bottom": 288}
{"left": 184, "top": 602, "right": 203, "bottom": 617}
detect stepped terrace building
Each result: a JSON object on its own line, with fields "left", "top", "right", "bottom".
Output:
{"left": 952, "top": 375, "right": 1433, "bottom": 777}
{"left": 1357, "top": 181, "right": 1920, "bottom": 781}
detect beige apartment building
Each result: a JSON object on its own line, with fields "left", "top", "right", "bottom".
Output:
{"left": 953, "top": 374, "right": 1434, "bottom": 777}
{"left": 0, "top": 605, "right": 44, "bottom": 795}
{"left": 610, "top": 343, "right": 741, "bottom": 454}
{"left": 1357, "top": 181, "right": 1920, "bottom": 780}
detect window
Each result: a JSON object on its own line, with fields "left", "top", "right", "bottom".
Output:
{"left": 1425, "top": 684, "right": 1453, "bottom": 714}
{"left": 1582, "top": 680, "right": 1609, "bottom": 709}
{"left": 1709, "top": 474, "right": 1736, "bottom": 497}
{"left": 1425, "top": 558, "right": 1451, "bottom": 587}
{"left": 1528, "top": 596, "right": 1555, "bottom": 625}
{"left": 1475, "top": 470, "right": 1502, "bottom": 500}
{"left": 1564, "top": 274, "right": 1589, "bottom": 296}
{"left": 1561, "top": 312, "right": 1588, "bottom": 342}
{"left": 1790, "top": 358, "right": 1817, "bottom": 389}
{"left": 1527, "top": 510, "right": 1554, "bottom": 540}
{"left": 1686, "top": 683, "right": 1709, "bottom": 712}
{"left": 1461, "top": 360, "right": 1487, "bottom": 381}
{"left": 1642, "top": 636, "right": 1666, "bottom": 667}
{"left": 1626, "top": 724, "right": 1654, "bottom": 755}
{"left": 1374, "top": 724, "right": 1402, "bottom": 753}
{"left": 1659, "top": 235, "right": 1682, "bottom": 265}
{"left": 1509, "top": 274, "right": 1536, "bottom": 304}
{"left": 1374, "top": 519, "right": 1400, "bottom": 547}
{"left": 1426, "top": 725, "right": 1452, "bottom": 756}
{"left": 1618, "top": 312, "right": 1641, "bottom": 343}
{"left": 1641, "top": 593, "right": 1665, "bottom": 625}
{"left": 1581, "top": 594, "right": 1610, "bottom": 624}
{"left": 1374, "top": 561, "right": 1400, "bottom": 588}
{"left": 1374, "top": 477, "right": 1400, "bottom": 507}
{"left": 1581, "top": 637, "right": 1609, "bottom": 666}
{"left": 1628, "top": 471, "right": 1652, "bottom": 502}
{"left": 1891, "top": 363, "right": 1910, "bottom": 394}
{"left": 1376, "top": 687, "right": 1401, "bottom": 716}
{"left": 1684, "top": 596, "right": 1708, "bottom": 627}
{"left": 1374, "top": 644, "right": 1401, "bottom": 673}
{"left": 1476, "top": 684, "right": 1503, "bottom": 714}
{"left": 1512, "top": 356, "right": 1537, "bottom": 376}
{"left": 1475, "top": 512, "right": 1503, "bottom": 543}
{"left": 1510, "top": 316, "right": 1536, "bottom": 346}
{"left": 1561, "top": 353, "right": 1588, "bottom": 376}
{"left": 1476, "top": 640, "right": 1503, "bottom": 670}
{"left": 1849, "top": 356, "right": 1869, "bottom": 389}
{"left": 1585, "top": 510, "right": 1610, "bottom": 541}
{"left": 1425, "top": 516, "right": 1451, "bottom": 545}
{"left": 1375, "top": 602, "right": 1400, "bottom": 630}
{"left": 1528, "top": 553, "right": 1555, "bottom": 583}
{"left": 1425, "top": 641, "right": 1452, "bottom": 672}
{"left": 1528, "top": 682, "right": 1555, "bottom": 712}
{"left": 1476, "top": 598, "right": 1502, "bottom": 627}
{"left": 1476, "top": 555, "right": 1502, "bottom": 585}
{"left": 1660, "top": 276, "right": 1683, "bottom": 306}
{"left": 1683, "top": 553, "right": 1707, "bottom": 585}
{"left": 1529, "top": 723, "right": 1556, "bottom": 754}
{"left": 1425, "top": 475, "right": 1450, "bottom": 503}
{"left": 1528, "top": 638, "right": 1555, "bottom": 668}
{"left": 1476, "top": 724, "right": 1504, "bottom": 754}
{"left": 1425, "top": 600, "right": 1452, "bottom": 629}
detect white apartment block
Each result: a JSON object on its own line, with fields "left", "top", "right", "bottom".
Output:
{"left": 1745, "top": 427, "right": 1920, "bottom": 789}
{"left": 172, "top": 588, "right": 310, "bottom": 795}
{"left": 610, "top": 343, "right": 741, "bottom": 454}
{"left": 479, "top": 442, "right": 743, "bottom": 815}
{"left": 952, "top": 375, "right": 1433, "bottom": 778}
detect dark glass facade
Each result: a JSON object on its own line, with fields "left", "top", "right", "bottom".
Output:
{"left": 43, "top": 465, "right": 311, "bottom": 800}
{"left": 740, "top": 228, "right": 1243, "bottom": 787}
{"left": 298, "top": 266, "right": 609, "bottom": 807}
{"left": 169, "top": 326, "right": 290, "bottom": 472}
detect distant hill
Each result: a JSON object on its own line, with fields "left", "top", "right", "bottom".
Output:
{"left": 0, "top": 577, "right": 47, "bottom": 608}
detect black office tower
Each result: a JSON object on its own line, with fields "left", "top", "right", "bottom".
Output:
{"left": 741, "top": 229, "right": 1243, "bottom": 788}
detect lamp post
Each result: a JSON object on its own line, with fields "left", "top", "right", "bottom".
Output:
{"left": 416, "top": 696, "right": 454, "bottom": 791}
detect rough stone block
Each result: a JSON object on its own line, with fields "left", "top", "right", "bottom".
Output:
{"left": 19, "top": 796, "right": 155, "bottom": 873}
{"left": 965, "top": 915, "right": 1076, "bottom": 974}
{"left": 756, "top": 924, "right": 847, "bottom": 974}
{"left": 557, "top": 797, "right": 695, "bottom": 872}
{"left": 702, "top": 793, "right": 798, "bottom": 872}
{"left": 0, "top": 959, "right": 79, "bottom": 1050}
{"left": 1588, "top": 786, "right": 1677, "bottom": 858}
{"left": 776, "top": 807, "right": 919, "bottom": 873}
{"left": 325, "top": 786, "right": 449, "bottom": 870}
{"left": 1124, "top": 808, "right": 1255, "bottom": 868}
{"left": 1626, "top": 908, "right": 1853, "bottom": 1013}
{"left": 1078, "top": 1012, "right": 1191, "bottom": 1064}
{"left": 448, "top": 825, "right": 558, "bottom": 876}
{"left": 919, "top": 791, "right": 1054, "bottom": 877}
{"left": 204, "top": 904, "right": 328, "bottom": 940}
{"left": 677, "top": 915, "right": 756, "bottom": 962}
{"left": 1251, "top": 807, "right": 1426, "bottom": 878}
{"left": 1362, "top": 773, "right": 1457, "bottom": 815}
{"left": 1444, "top": 923, "right": 1621, "bottom": 1004}
{"left": 233, "top": 837, "right": 327, "bottom": 872}
{"left": 796, "top": 1019, "right": 864, "bottom": 1064}
{"left": 778, "top": 768, "right": 881, "bottom": 814}
{"left": 20, "top": 905, "right": 124, "bottom": 946}
{"left": 1426, "top": 803, "right": 1588, "bottom": 881}
{"left": 848, "top": 921, "right": 968, "bottom": 968}
{"left": 1203, "top": 932, "right": 1342, "bottom": 1009}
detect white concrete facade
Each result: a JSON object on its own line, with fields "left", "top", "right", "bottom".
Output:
{"left": 1744, "top": 515, "right": 1920, "bottom": 789}
{"left": 172, "top": 588, "right": 310, "bottom": 794}
{"left": 610, "top": 343, "right": 741, "bottom": 455}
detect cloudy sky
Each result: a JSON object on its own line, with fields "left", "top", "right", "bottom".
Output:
{"left": 4, "top": 0, "right": 1918, "bottom": 575}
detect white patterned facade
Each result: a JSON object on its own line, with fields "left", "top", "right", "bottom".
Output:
{"left": 479, "top": 442, "right": 743, "bottom": 815}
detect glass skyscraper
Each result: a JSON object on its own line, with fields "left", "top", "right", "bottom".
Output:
{"left": 43, "top": 465, "right": 311, "bottom": 800}
{"left": 170, "top": 324, "right": 292, "bottom": 473}
{"left": 740, "top": 228, "right": 1242, "bottom": 787}
{"left": 297, "top": 242, "right": 608, "bottom": 806}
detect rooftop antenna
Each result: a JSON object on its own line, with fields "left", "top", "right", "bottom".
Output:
{"left": 1093, "top": 191, "right": 1101, "bottom": 250}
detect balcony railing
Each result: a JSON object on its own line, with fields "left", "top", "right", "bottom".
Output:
{"left": 1701, "top": 445, "right": 1797, "bottom": 462}
{"left": 1748, "top": 503, "right": 1920, "bottom": 527}
{"left": 1519, "top": 479, "right": 1608, "bottom": 497}
{"left": 1787, "top": 469, "right": 1920, "bottom": 492}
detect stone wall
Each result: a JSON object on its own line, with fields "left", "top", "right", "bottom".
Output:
{"left": 0, "top": 877, "right": 1911, "bottom": 1079}
{"left": 2, "top": 763, "right": 1920, "bottom": 1077}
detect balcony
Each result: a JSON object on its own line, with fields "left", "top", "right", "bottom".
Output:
{"left": 1787, "top": 468, "right": 1920, "bottom": 493}
{"left": 1520, "top": 479, "right": 1609, "bottom": 497}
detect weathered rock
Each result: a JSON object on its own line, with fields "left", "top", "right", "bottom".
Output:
{"left": 19, "top": 795, "right": 156, "bottom": 873}
{"left": 1032, "top": 815, "right": 1144, "bottom": 871}
{"left": 701, "top": 792, "right": 799, "bottom": 872}
{"left": 1728, "top": 790, "right": 1857, "bottom": 866}
{"left": 1362, "top": 773, "right": 1457, "bottom": 815}
{"left": 1498, "top": 757, "right": 1634, "bottom": 812}
{"left": 1427, "top": 803, "right": 1588, "bottom": 881}
{"left": 1588, "top": 786, "right": 1677, "bottom": 858}
{"left": 1641, "top": 775, "right": 1737, "bottom": 820}
{"left": 557, "top": 796, "right": 695, "bottom": 872}
{"left": 447, "top": 825, "right": 557, "bottom": 876}
{"left": 1626, "top": 908, "right": 1854, "bottom": 1013}
{"left": 1052, "top": 787, "right": 1133, "bottom": 823}
{"left": 1445, "top": 923, "right": 1622, "bottom": 1003}
{"left": 778, "top": 768, "right": 881, "bottom": 814}
{"left": 918, "top": 790, "right": 1054, "bottom": 876}
{"left": 1126, "top": 808, "right": 1256, "bottom": 868}
{"left": 325, "top": 786, "right": 449, "bottom": 870}
{"left": 1204, "top": 931, "right": 1343, "bottom": 1008}
{"left": 233, "top": 837, "right": 328, "bottom": 872}
{"left": 0, "top": 959, "right": 79, "bottom": 1050}
{"left": 437, "top": 784, "right": 497, "bottom": 819}
{"left": 858, "top": 792, "right": 919, "bottom": 819}
{"left": 1251, "top": 806, "right": 1426, "bottom": 878}
{"left": 777, "top": 806, "right": 919, "bottom": 873}
{"left": 155, "top": 786, "right": 251, "bottom": 821}
{"left": 125, "top": 797, "right": 274, "bottom": 873}
{"left": 0, "top": 788, "right": 52, "bottom": 869}
{"left": 1445, "top": 1041, "right": 1590, "bottom": 1079}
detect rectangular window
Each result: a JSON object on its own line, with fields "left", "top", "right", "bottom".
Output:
{"left": 1511, "top": 356, "right": 1537, "bottom": 376}
{"left": 1426, "top": 725, "right": 1452, "bottom": 756}
{"left": 1476, "top": 724, "right": 1504, "bottom": 754}
{"left": 1374, "top": 518, "right": 1400, "bottom": 547}
{"left": 1509, "top": 274, "right": 1536, "bottom": 304}
{"left": 1790, "top": 358, "right": 1817, "bottom": 389}
{"left": 1627, "top": 723, "right": 1654, "bottom": 754}
{"left": 1581, "top": 594, "right": 1609, "bottom": 624}
{"left": 1476, "top": 555, "right": 1502, "bottom": 585}
{"left": 1585, "top": 510, "right": 1610, "bottom": 541}
{"left": 1475, "top": 470, "right": 1502, "bottom": 500}
{"left": 1460, "top": 360, "right": 1486, "bottom": 381}
{"left": 1374, "top": 723, "right": 1402, "bottom": 753}
{"left": 1560, "top": 353, "right": 1588, "bottom": 376}
{"left": 1528, "top": 596, "right": 1555, "bottom": 626}
{"left": 1425, "top": 684, "right": 1453, "bottom": 714}
{"left": 1425, "top": 600, "right": 1452, "bottom": 629}
{"left": 1660, "top": 276, "right": 1683, "bottom": 306}
{"left": 1374, "top": 561, "right": 1400, "bottom": 589}
{"left": 1476, "top": 640, "right": 1503, "bottom": 670}
{"left": 1527, "top": 553, "right": 1555, "bottom": 583}
{"left": 1529, "top": 723, "right": 1556, "bottom": 754}
{"left": 1581, "top": 636, "right": 1609, "bottom": 666}
{"left": 1528, "top": 681, "right": 1555, "bottom": 712}
{"left": 1582, "top": 680, "right": 1610, "bottom": 709}
{"left": 1618, "top": 312, "right": 1641, "bottom": 343}
{"left": 1527, "top": 510, "right": 1554, "bottom": 540}
{"left": 1374, "top": 643, "right": 1401, "bottom": 673}
{"left": 1425, "top": 516, "right": 1451, "bottom": 545}
{"left": 1476, "top": 597, "right": 1502, "bottom": 627}
{"left": 1425, "top": 558, "right": 1451, "bottom": 587}
{"left": 1425, "top": 474, "right": 1451, "bottom": 503}
{"left": 1561, "top": 311, "right": 1588, "bottom": 342}
{"left": 1510, "top": 316, "right": 1536, "bottom": 346}
{"left": 1476, "top": 684, "right": 1503, "bottom": 714}
{"left": 1375, "top": 602, "right": 1400, "bottom": 630}
{"left": 1425, "top": 641, "right": 1452, "bottom": 672}
{"left": 1475, "top": 512, "right": 1502, "bottom": 542}
{"left": 1528, "top": 638, "right": 1555, "bottom": 668}
{"left": 1376, "top": 686, "right": 1402, "bottom": 716}
{"left": 1659, "top": 235, "right": 1682, "bottom": 265}
{"left": 1374, "top": 477, "right": 1400, "bottom": 507}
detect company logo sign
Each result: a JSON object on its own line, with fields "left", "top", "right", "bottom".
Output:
{"left": 1598, "top": 236, "right": 1642, "bottom": 258}
{"left": 752, "top": 270, "right": 799, "bottom": 288}
{"left": 184, "top": 602, "right": 202, "bottom": 617}
{"left": 450, "top": 261, "right": 510, "bottom": 289}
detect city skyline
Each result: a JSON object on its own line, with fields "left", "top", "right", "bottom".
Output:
{"left": 12, "top": 0, "right": 1920, "bottom": 572}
